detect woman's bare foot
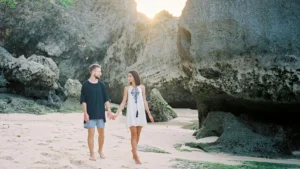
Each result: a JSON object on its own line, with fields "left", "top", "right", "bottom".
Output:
{"left": 89, "top": 154, "right": 96, "bottom": 161}
{"left": 98, "top": 151, "right": 106, "bottom": 159}
{"left": 131, "top": 150, "right": 142, "bottom": 164}
{"left": 134, "top": 156, "right": 142, "bottom": 164}
{"left": 131, "top": 150, "right": 135, "bottom": 159}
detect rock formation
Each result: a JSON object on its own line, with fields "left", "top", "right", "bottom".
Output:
{"left": 0, "top": 47, "right": 59, "bottom": 98}
{"left": 178, "top": 0, "right": 300, "bottom": 144}
{"left": 149, "top": 88, "right": 177, "bottom": 122}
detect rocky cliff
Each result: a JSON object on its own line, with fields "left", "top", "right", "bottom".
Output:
{"left": 0, "top": 0, "right": 137, "bottom": 84}
{"left": 101, "top": 11, "right": 195, "bottom": 107}
{"left": 0, "top": 0, "right": 195, "bottom": 108}
{"left": 178, "top": 0, "right": 300, "bottom": 131}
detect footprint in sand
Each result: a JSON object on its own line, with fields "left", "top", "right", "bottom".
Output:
{"left": 46, "top": 140, "right": 54, "bottom": 143}
{"left": 41, "top": 152, "right": 51, "bottom": 157}
{"left": 121, "top": 165, "right": 129, "bottom": 168}
{"left": 66, "top": 148, "right": 76, "bottom": 151}
{"left": 69, "top": 159, "right": 93, "bottom": 168}
{"left": 38, "top": 143, "right": 48, "bottom": 146}
{"left": 112, "top": 135, "right": 125, "bottom": 139}
{"left": 1, "top": 156, "right": 14, "bottom": 161}
{"left": 70, "top": 160, "right": 84, "bottom": 165}
{"left": 34, "top": 160, "right": 58, "bottom": 165}
{"left": 41, "top": 152, "right": 60, "bottom": 160}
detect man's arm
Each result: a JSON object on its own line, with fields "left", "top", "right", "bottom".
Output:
{"left": 105, "top": 101, "right": 111, "bottom": 113}
{"left": 82, "top": 102, "right": 87, "bottom": 113}
{"left": 102, "top": 83, "right": 113, "bottom": 119}
{"left": 82, "top": 102, "right": 89, "bottom": 122}
{"left": 80, "top": 84, "right": 89, "bottom": 122}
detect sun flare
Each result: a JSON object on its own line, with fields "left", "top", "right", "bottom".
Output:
{"left": 135, "top": 0, "right": 187, "bottom": 19}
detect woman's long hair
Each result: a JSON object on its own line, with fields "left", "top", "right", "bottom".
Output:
{"left": 129, "top": 70, "right": 141, "bottom": 86}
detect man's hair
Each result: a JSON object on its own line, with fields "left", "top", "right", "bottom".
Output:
{"left": 89, "top": 64, "right": 101, "bottom": 74}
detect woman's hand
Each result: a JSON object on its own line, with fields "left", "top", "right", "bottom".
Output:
{"left": 148, "top": 114, "right": 154, "bottom": 123}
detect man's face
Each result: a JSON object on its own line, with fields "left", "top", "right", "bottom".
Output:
{"left": 93, "top": 67, "right": 102, "bottom": 79}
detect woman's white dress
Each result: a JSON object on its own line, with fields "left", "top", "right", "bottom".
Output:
{"left": 126, "top": 85, "right": 147, "bottom": 128}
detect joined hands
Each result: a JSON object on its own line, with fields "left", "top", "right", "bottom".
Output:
{"left": 107, "top": 112, "right": 117, "bottom": 120}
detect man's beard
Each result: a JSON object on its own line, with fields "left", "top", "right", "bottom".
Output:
{"left": 94, "top": 75, "right": 100, "bottom": 79}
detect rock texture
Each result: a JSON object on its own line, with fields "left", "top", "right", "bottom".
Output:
{"left": 102, "top": 12, "right": 195, "bottom": 108}
{"left": 0, "top": 0, "right": 196, "bottom": 108}
{"left": 0, "top": 47, "right": 59, "bottom": 98}
{"left": 64, "top": 78, "right": 82, "bottom": 100}
{"left": 0, "top": 93, "right": 53, "bottom": 114}
{"left": 0, "top": 0, "right": 137, "bottom": 85}
{"left": 189, "top": 112, "right": 290, "bottom": 158}
{"left": 149, "top": 88, "right": 177, "bottom": 122}
{"left": 178, "top": 0, "right": 300, "bottom": 131}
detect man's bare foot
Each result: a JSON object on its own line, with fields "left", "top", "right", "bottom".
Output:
{"left": 98, "top": 151, "right": 105, "bottom": 159}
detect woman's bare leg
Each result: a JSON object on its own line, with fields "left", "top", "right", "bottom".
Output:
{"left": 130, "top": 126, "right": 141, "bottom": 164}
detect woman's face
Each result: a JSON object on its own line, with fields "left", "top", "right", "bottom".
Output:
{"left": 128, "top": 73, "right": 134, "bottom": 84}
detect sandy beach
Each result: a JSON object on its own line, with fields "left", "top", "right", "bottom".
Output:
{"left": 1, "top": 108, "right": 300, "bottom": 169}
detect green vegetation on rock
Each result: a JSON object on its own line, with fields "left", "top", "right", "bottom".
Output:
{"left": 0, "top": 0, "right": 17, "bottom": 8}
{"left": 0, "top": 0, "right": 76, "bottom": 8}
{"left": 138, "top": 145, "right": 170, "bottom": 154}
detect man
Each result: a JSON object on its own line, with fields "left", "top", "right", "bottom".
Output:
{"left": 80, "top": 63, "right": 114, "bottom": 161}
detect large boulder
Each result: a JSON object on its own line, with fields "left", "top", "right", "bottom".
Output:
{"left": 0, "top": 47, "right": 59, "bottom": 98}
{"left": 179, "top": 0, "right": 300, "bottom": 139}
{"left": 27, "top": 54, "right": 60, "bottom": 80}
{"left": 149, "top": 88, "right": 177, "bottom": 122}
{"left": 190, "top": 112, "right": 290, "bottom": 158}
{"left": 63, "top": 78, "right": 82, "bottom": 100}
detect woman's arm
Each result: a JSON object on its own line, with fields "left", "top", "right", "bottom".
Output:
{"left": 115, "top": 87, "right": 128, "bottom": 117}
{"left": 141, "top": 85, "right": 154, "bottom": 123}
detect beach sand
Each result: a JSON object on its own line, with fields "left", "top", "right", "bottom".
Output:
{"left": 1, "top": 108, "right": 300, "bottom": 169}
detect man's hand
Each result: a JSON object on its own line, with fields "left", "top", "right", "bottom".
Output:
{"left": 107, "top": 112, "right": 115, "bottom": 120}
{"left": 84, "top": 112, "right": 89, "bottom": 122}
{"left": 113, "top": 113, "right": 118, "bottom": 120}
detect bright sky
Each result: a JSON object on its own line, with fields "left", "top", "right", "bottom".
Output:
{"left": 135, "top": 0, "right": 187, "bottom": 18}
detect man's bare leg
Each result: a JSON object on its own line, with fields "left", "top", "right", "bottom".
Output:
{"left": 130, "top": 126, "right": 141, "bottom": 164}
{"left": 97, "top": 128, "right": 105, "bottom": 159}
{"left": 88, "top": 128, "right": 96, "bottom": 161}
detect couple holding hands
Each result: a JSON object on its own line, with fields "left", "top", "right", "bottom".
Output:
{"left": 80, "top": 64, "right": 154, "bottom": 164}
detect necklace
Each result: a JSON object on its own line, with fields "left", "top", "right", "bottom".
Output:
{"left": 130, "top": 86, "right": 140, "bottom": 118}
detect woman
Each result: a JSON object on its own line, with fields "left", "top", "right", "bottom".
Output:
{"left": 114, "top": 70, "right": 154, "bottom": 164}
